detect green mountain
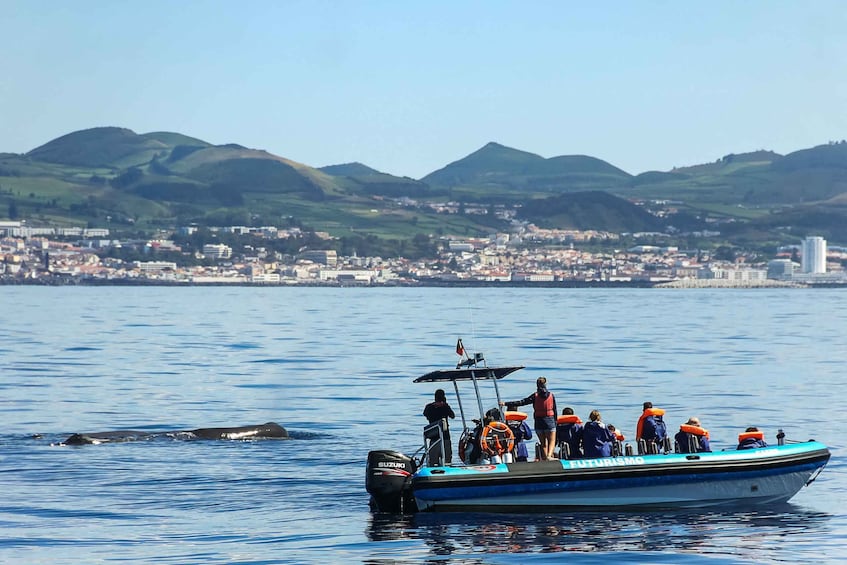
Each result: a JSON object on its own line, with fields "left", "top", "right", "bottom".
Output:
{"left": 421, "top": 142, "right": 632, "bottom": 193}
{"left": 1, "top": 127, "right": 359, "bottom": 231}
{"left": 320, "top": 162, "right": 382, "bottom": 176}
{"left": 518, "top": 191, "right": 665, "bottom": 232}
{"left": 628, "top": 144, "right": 847, "bottom": 204}
{"left": 3, "top": 127, "right": 847, "bottom": 246}
{"left": 321, "top": 162, "right": 434, "bottom": 198}
{"left": 27, "top": 127, "right": 171, "bottom": 169}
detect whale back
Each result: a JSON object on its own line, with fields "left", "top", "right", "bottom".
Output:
{"left": 63, "top": 422, "right": 289, "bottom": 445}
{"left": 190, "top": 422, "right": 289, "bottom": 440}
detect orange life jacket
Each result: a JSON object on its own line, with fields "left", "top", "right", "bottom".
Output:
{"left": 636, "top": 407, "right": 665, "bottom": 440}
{"left": 738, "top": 430, "right": 764, "bottom": 442}
{"left": 679, "top": 424, "right": 709, "bottom": 438}
{"left": 557, "top": 414, "right": 583, "bottom": 425}
{"left": 505, "top": 411, "right": 528, "bottom": 422}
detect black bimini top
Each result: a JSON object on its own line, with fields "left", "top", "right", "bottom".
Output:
{"left": 414, "top": 366, "right": 524, "bottom": 383}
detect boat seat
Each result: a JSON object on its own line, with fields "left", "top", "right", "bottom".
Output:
{"left": 612, "top": 439, "right": 624, "bottom": 457}
{"left": 688, "top": 434, "right": 699, "bottom": 453}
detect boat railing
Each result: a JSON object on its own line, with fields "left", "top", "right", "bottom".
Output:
{"left": 423, "top": 419, "right": 448, "bottom": 467}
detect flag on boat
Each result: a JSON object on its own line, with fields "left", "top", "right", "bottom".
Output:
{"left": 456, "top": 338, "right": 464, "bottom": 356}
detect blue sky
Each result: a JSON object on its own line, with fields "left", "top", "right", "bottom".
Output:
{"left": 2, "top": 1, "right": 845, "bottom": 178}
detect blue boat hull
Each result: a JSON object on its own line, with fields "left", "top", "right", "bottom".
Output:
{"left": 411, "top": 442, "right": 830, "bottom": 511}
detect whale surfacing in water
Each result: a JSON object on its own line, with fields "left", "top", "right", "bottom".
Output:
{"left": 64, "top": 431, "right": 152, "bottom": 445}
{"left": 63, "top": 422, "right": 289, "bottom": 445}
{"left": 188, "top": 422, "right": 289, "bottom": 440}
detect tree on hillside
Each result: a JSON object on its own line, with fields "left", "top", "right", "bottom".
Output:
{"left": 8, "top": 200, "right": 18, "bottom": 219}
{"left": 110, "top": 167, "right": 143, "bottom": 189}
{"left": 713, "top": 245, "right": 736, "bottom": 261}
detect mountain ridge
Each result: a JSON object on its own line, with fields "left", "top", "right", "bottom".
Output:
{"left": 3, "top": 127, "right": 847, "bottom": 244}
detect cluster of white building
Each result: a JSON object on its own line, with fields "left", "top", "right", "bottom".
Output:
{"left": 767, "top": 236, "right": 847, "bottom": 284}
{"left": 2, "top": 216, "right": 846, "bottom": 286}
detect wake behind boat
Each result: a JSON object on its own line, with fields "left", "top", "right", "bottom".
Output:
{"left": 366, "top": 342, "right": 831, "bottom": 513}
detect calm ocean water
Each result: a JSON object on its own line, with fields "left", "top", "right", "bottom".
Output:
{"left": 0, "top": 287, "right": 844, "bottom": 564}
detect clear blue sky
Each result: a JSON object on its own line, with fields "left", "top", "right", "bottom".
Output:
{"left": 2, "top": 1, "right": 845, "bottom": 178}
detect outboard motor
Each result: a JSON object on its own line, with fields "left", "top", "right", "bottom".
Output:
{"left": 366, "top": 450, "right": 417, "bottom": 513}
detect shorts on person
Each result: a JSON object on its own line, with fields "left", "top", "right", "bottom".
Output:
{"left": 534, "top": 416, "right": 556, "bottom": 432}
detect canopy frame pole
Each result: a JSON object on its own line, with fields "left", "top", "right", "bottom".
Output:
{"left": 470, "top": 370, "right": 485, "bottom": 421}
{"left": 452, "top": 379, "right": 468, "bottom": 432}
{"left": 490, "top": 369, "right": 504, "bottom": 420}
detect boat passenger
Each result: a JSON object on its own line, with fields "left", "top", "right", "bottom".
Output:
{"left": 423, "top": 389, "right": 456, "bottom": 464}
{"left": 636, "top": 401, "right": 668, "bottom": 454}
{"left": 502, "top": 377, "right": 558, "bottom": 460}
{"left": 582, "top": 410, "right": 616, "bottom": 458}
{"left": 737, "top": 426, "right": 768, "bottom": 450}
{"left": 608, "top": 424, "right": 625, "bottom": 456}
{"left": 556, "top": 407, "right": 583, "bottom": 459}
{"left": 674, "top": 417, "right": 711, "bottom": 453}
{"left": 505, "top": 411, "right": 533, "bottom": 462}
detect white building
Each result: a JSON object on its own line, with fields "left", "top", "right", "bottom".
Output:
{"left": 699, "top": 267, "right": 767, "bottom": 282}
{"left": 251, "top": 273, "right": 281, "bottom": 283}
{"left": 801, "top": 236, "right": 826, "bottom": 274}
{"left": 135, "top": 261, "right": 177, "bottom": 273}
{"left": 203, "top": 243, "right": 232, "bottom": 259}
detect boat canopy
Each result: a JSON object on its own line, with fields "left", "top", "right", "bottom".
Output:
{"left": 414, "top": 366, "right": 524, "bottom": 383}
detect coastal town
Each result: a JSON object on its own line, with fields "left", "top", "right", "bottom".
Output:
{"left": 2, "top": 219, "right": 845, "bottom": 287}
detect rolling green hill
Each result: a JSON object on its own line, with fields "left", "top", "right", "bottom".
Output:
{"left": 623, "top": 143, "right": 847, "bottom": 208}
{"left": 27, "top": 127, "right": 169, "bottom": 168}
{"left": 518, "top": 191, "right": 665, "bottom": 232}
{"left": 421, "top": 142, "right": 632, "bottom": 192}
{"left": 2, "top": 127, "right": 847, "bottom": 246}
{"left": 3, "top": 127, "right": 354, "bottom": 231}
{"left": 320, "top": 162, "right": 435, "bottom": 198}
{"left": 319, "top": 162, "right": 382, "bottom": 176}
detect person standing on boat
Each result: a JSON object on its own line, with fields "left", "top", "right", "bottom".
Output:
{"left": 502, "top": 376, "right": 557, "bottom": 460}
{"left": 424, "top": 389, "right": 456, "bottom": 464}
{"left": 636, "top": 401, "right": 668, "bottom": 454}
{"left": 674, "top": 417, "right": 711, "bottom": 453}
{"left": 582, "top": 410, "right": 616, "bottom": 458}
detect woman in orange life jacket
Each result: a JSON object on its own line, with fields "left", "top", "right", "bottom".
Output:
{"left": 674, "top": 417, "right": 711, "bottom": 453}
{"left": 737, "top": 426, "right": 768, "bottom": 450}
{"left": 502, "top": 376, "right": 558, "bottom": 460}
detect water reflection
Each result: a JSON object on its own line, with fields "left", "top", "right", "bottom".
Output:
{"left": 368, "top": 506, "right": 831, "bottom": 558}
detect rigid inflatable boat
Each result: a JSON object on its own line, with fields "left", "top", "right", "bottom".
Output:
{"left": 366, "top": 345, "right": 830, "bottom": 513}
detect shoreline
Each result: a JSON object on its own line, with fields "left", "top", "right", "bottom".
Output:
{"left": 2, "top": 278, "right": 844, "bottom": 289}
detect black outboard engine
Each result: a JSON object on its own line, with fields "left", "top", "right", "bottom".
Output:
{"left": 366, "top": 450, "right": 417, "bottom": 513}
